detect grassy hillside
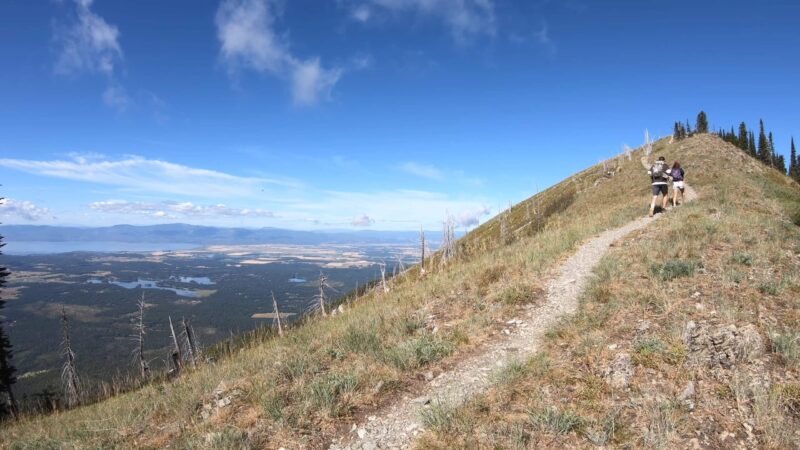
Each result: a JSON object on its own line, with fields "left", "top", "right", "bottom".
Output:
{"left": 418, "top": 135, "right": 800, "bottom": 449}
{"left": 4, "top": 134, "right": 798, "bottom": 449}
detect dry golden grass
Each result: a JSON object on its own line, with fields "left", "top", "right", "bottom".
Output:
{"left": 417, "top": 135, "right": 800, "bottom": 449}
{"left": 6, "top": 134, "right": 796, "bottom": 449}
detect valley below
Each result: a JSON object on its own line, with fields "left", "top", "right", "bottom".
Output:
{"left": 0, "top": 242, "right": 418, "bottom": 403}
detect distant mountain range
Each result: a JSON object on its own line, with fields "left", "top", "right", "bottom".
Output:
{"left": 1, "top": 224, "right": 447, "bottom": 246}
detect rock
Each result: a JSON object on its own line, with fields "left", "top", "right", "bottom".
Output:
{"left": 502, "top": 329, "right": 511, "bottom": 335}
{"left": 357, "top": 428, "right": 367, "bottom": 439}
{"left": 424, "top": 371, "right": 435, "bottom": 382}
{"left": 604, "top": 352, "right": 634, "bottom": 389}
{"left": 411, "top": 396, "right": 430, "bottom": 405}
{"left": 678, "top": 381, "right": 695, "bottom": 401}
{"left": 608, "top": 343, "right": 618, "bottom": 350}
{"left": 372, "top": 380, "right": 385, "bottom": 394}
{"left": 691, "top": 291, "right": 701, "bottom": 299}
{"left": 361, "top": 441, "right": 377, "bottom": 450}
{"left": 683, "top": 321, "right": 764, "bottom": 368}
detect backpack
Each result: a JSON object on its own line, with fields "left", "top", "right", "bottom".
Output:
{"left": 650, "top": 161, "right": 667, "bottom": 180}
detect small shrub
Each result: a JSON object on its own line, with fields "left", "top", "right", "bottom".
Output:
{"left": 477, "top": 265, "right": 506, "bottom": 287}
{"left": 528, "top": 407, "right": 583, "bottom": 435}
{"left": 339, "top": 326, "right": 382, "bottom": 355}
{"left": 420, "top": 400, "right": 474, "bottom": 434}
{"left": 261, "top": 391, "right": 286, "bottom": 422}
{"left": 382, "top": 333, "right": 453, "bottom": 370}
{"left": 730, "top": 252, "right": 753, "bottom": 266}
{"left": 771, "top": 329, "right": 800, "bottom": 367}
{"left": 494, "top": 284, "right": 540, "bottom": 305}
{"left": 307, "top": 372, "right": 359, "bottom": 417}
{"left": 278, "top": 353, "right": 320, "bottom": 381}
{"left": 758, "top": 281, "right": 782, "bottom": 296}
{"left": 649, "top": 260, "right": 701, "bottom": 281}
{"left": 775, "top": 383, "right": 800, "bottom": 417}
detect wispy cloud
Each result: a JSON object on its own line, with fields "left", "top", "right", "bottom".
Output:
{"left": 351, "top": 213, "right": 375, "bottom": 227}
{"left": 350, "top": 0, "right": 496, "bottom": 41}
{"left": 90, "top": 200, "right": 275, "bottom": 219}
{"left": 455, "top": 204, "right": 490, "bottom": 228}
{"left": 0, "top": 155, "right": 283, "bottom": 198}
{"left": 215, "top": 0, "right": 346, "bottom": 106}
{"left": 0, "top": 198, "right": 52, "bottom": 221}
{"left": 54, "top": 0, "right": 123, "bottom": 76}
{"left": 102, "top": 84, "right": 130, "bottom": 112}
{"left": 399, "top": 161, "right": 443, "bottom": 180}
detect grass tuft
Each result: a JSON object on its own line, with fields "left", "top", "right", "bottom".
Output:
{"left": 649, "top": 260, "right": 701, "bottom": 281}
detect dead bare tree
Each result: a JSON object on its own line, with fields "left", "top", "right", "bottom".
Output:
{"left": 500, "top": 205, "right": 510, "bottom": 244}
{"left": 60, "top": 306, "right": 81, "bottom": 408}
{"left": 379, "top": 262, "right": 389, "bottom": 293}
{"left": 644, "top": 129, "right": 653, "bottom": 157}
{"left": 168, "top": 316, "right": 182, "bottom": 375}
{"left": 315, "top": 273, "right": 331, "bottom": 317}
{"left": 182, "top": 317, "right": 199, "bottom": 367}
{"left": 419, "top": 229, "right": 426, "bottom": 274}
{"left": 396, "top": 256, "right": 406, "bottom": 275}
{"left": 134, "top": 293, "right": 150, "bottom": 380}
{"left": 440, "top": 214, "right": 457, "bottom": 267}
{"left": 271, "top": 291, "right": 284, "bottom": 337}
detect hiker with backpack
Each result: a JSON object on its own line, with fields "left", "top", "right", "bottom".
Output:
{"left": 670, "top": 161, "right": 685, "bottom": 207}
{"left": 647, "top": 156, "right": 670, "bottom": 217}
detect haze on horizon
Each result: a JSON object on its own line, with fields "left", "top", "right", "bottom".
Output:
{"left": 1, "top": 0, "right": 798, "bottom": 231}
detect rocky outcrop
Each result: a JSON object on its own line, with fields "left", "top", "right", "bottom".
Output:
{"left": 682, "top": 321, "right": 764, "bottom": 368}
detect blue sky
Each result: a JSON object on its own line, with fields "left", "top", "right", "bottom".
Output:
{"left": 0, "top": 0, "right": 798, "bottom": 230}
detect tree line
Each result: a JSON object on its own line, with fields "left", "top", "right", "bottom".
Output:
{"left": 674, "top": 111, "right": 800, "bottom": 182}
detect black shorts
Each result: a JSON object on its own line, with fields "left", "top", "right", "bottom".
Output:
{"left": 651, "top": 184, "right": 668, "bottom": 196}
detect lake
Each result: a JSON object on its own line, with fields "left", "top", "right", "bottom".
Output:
{"left": 1, "top": 241, "right": 199, "bottom": 255}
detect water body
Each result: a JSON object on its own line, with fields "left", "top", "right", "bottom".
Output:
{"left": 2, "top": 241, "right": 199, "bottom": 255}
{"left": 87, "top": 278, "right": 200, "bottom": 298}
{"left": 173, "top": 276, "right": 214, "bottom": 285}
{"left": 288, "top": 277, "right": 307, "bottom": 283}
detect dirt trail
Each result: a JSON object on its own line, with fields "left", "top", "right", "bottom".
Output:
{"left": 330, "top": 175, "right": 697, "bottom": 450}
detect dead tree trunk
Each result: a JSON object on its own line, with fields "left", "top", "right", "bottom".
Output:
{"left": 271, "top": 291, "right": 284, "bottom": 337}
{"left": 317, "top": 273, "right": 328, "bottom": 316}
{"left": 135, "top": 293, "right": 149, "bottom": 380}
{"left": 379, "top": 262, "right": 389, "bottom": 293}
{"left": 168, "top": 316, "right": 182, "bottom": 375}
{"left": 60, "top": 307, "right": 81, "bottom": 408}
{"left": 182, "top": 317, "right": 198, "bottom": 367}
{"left": 419, "top": 229, "right": 426, "bottom": 274}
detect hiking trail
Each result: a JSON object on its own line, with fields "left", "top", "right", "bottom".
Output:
{"left": 330, "top": 178, "right": 697, "bottom": 450}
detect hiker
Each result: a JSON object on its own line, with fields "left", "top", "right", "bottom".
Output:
{"left": 670, "top": 161, "right": 685, "bottom": 207}
{"left": 647, "top": 156, "right": 670, "bottom": 217}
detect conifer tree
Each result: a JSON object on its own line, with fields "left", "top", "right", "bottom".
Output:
{"left": 748, "top": 131, "right": 757, "bottom": 157}
{"left": 685, "top": 119, "right": 692, "bottom": 136}
{"left": 0, "top": 197, "right": 19, "bottom": 419}
{"left": 790, "top": 137, "right": 798, "bottom": 180}
{"left": 673, "top": 122, "right": 681, "bottom": 140}
{"left": 696, "top": 111, "right": 709, "bottom": 133}
{"left": 775, "top": 154, "right": 787, "bottom": 174}
{"left": 758, "top": 120, "right": 770, "bottom": 163}
{"left": 738, "top": 122, "right": 748, "bottom": 150}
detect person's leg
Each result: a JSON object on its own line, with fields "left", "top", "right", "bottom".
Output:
{"left": 672, "top": 186, "right": 678, "bottom": 207}
{"left": 661, "top": 185, "right": 669, "bottom": 210}
{"left": 649, "top": 195, "right": 657, "bottom": 217}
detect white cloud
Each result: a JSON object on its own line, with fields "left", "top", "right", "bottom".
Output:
{"left": 54, "top": 0, "right": 123, "bottom": 76}
{"left": 215, "top": 0, "right": 345, "bottom": 106}
{"left": 354, "top": 0, "right": 496, "bottom": 41}
{"left": 0, "top": 155, "right": 283, "bottom": 198}
{"left": 102, "top": 84, "right": 130, "bottom": 111}
{"left": 455, "top": 204, "right": 491, "bottom": 228}
{"left": 90, "top": 200, "right": 275, "bottom": 219}
{"left": 399, "top": 162, "right": 443, "bottom": 180}
{"left": 351, "top": 5, "right": 372, "bottom": 22}
{"left": 351, "top": 214, "right": 375, "bottom": 227}
{"left": 0, "top": 198, "right": 51, "bottom": 221}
